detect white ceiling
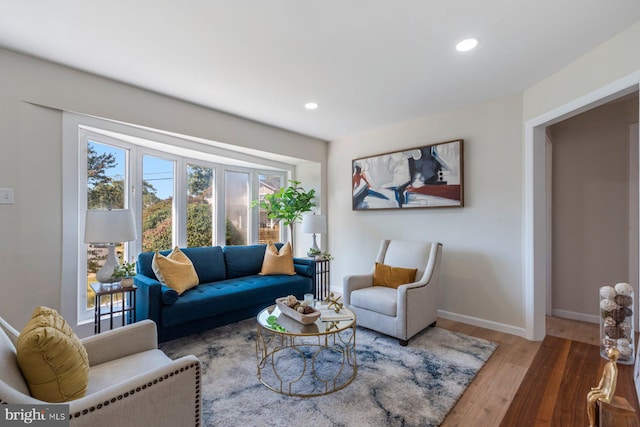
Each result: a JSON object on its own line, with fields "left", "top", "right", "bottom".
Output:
{"left": 0, "top": 1, "right": 639, "bottom": 141}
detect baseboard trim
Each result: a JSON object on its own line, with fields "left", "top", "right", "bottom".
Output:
{"left": 551, "top": 309, "right": 599, "bottom": 324}
{"left": 333, "top": 286, "right": 532, "bottom": 340}
{"left": 437, "top": 310, "right": 528, "bottom": 339}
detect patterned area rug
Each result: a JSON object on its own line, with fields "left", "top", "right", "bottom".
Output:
{"left": 161, "top": 318, "right": 497, "bottom": 427}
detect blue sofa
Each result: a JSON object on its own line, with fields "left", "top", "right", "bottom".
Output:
{"left": 134, "top": 244, "right": 315, "bottom": 342}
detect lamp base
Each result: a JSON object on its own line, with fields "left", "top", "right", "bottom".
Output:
{"left": 306, "top": 233, "right": 321, "bottom": 257}
{"left": 95, "top": 244, "right": 120, "bottom": 283}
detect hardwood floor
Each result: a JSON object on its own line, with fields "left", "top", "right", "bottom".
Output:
{"left": 437, "top": 316, "right": 638, "bottom": 426}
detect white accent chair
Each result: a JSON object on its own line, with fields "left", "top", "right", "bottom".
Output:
{"left": 343, "top": 240, "right": 442, "bottom": 346}
{"left": 0, "top": 317, "right": 202, "bottom": 427}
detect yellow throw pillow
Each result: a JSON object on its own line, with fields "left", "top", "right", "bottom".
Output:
{"left": 152, "top": 247, "right": 199, "bottom": 295}
{"left": 16, "top": 306, "right": 89, "bottom": 402}
{"left": 260, "top": 242, "right": 296, "bottom": 275}
{"left": 372, "top": 262, "right": 418, "bottom": 289}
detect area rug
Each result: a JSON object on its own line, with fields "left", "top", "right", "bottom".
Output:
{"left": 160, "top": 319, "right": 497, "bottom": 427}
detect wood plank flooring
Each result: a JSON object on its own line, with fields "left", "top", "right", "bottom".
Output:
{"left": 498, "top": 335, "right": 640, "bottom": 426}
{"left": 436, "top": 316, "right": 639, "bottom": 426}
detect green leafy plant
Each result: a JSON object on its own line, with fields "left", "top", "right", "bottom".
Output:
{"left": 307, "top": 248, "right": 333, "bottom": 260}
{"left": 319, "top": 252, "right": 334, "bottom": 261}
{"left": 251, "top": 180, "right": 316, "bottom": 249}
{"left": 112, "top": 261, "right": 136, "bottom": 280}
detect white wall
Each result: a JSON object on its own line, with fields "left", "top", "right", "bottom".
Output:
{"left": 0, "top": 47, "right": 327, "bottom": 329}
{"left": 328, "top": 94, "right": 525, "bottom": 335}
{"left": 524, "top": 20, "right": 640, "bottom": 123}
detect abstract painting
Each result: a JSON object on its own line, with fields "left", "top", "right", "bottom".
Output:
{"left": 352, "top": 139, "right": 464, "bottom": 210}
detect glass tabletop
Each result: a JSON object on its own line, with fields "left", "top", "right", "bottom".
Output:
{"left": 257, "top": 303, "right": 355, "bottom": 336}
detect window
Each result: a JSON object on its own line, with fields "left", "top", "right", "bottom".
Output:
{"left": 187, "top": 164, "right": 215, "bottom": 247}
{"left": 142, "top": 155, "right": 175, "bottom": 252}
{"left": 84, "top": 139, "right": 134, "bottom": 314}
{"left": 225, "top": 170, "right": 249, "bottom": 245}
{"left": 68, "top": 115, "right": 292, "bottom": 326}
{"left": 85, "top": 141, "right": 129, "bottom": 311}
{"left": 257, "top": 173, "right": 283, "bottom": 243}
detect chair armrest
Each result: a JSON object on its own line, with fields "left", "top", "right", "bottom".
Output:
{"left": 0, "top": 381, "right": 44, "bottom": 405}
{"left": 0, "top": 316, "right": 20, "bottom": 347}
{"left": 342, "top": 273, "right": 374, "bottom": 306}
{"left": 397, "top": 277, "right": 431, "bottom": 291}
{"left": 81, "top": 320, "right": 158, "bottom": 366}
{"left": 68, "top": 355, "right": 202, "bottom": 427}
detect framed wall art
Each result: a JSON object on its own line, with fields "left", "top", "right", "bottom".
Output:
{"left": 352, "top": 139, "right": 464, "bottom": 210}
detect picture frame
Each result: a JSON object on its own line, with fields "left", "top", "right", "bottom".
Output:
{"left": 352, "top": 139, "right": 464, "bottom": 210}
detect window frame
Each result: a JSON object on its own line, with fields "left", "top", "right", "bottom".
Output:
{"left": 62, "top": 112, "right": 291, "bottom": 332}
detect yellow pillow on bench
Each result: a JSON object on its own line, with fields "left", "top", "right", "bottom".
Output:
{"left": 373, "top": 262, "right": 418, "bottom": 289}
{"left": 152, "top": 247, "right": 200, "bottom": 295}
{"left": 16, "top": 306, "right": 89, "bottom": 402}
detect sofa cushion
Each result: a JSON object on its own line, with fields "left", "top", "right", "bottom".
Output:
{"left": 180, "top": 246, "right": 226, "bottom": 283}
{"left": 152, "top": 247, "right": 200, "bottom": 295}
{"left": 161, "top": 274, "right": 312, "bottom": 327}
{"left": 16, "top": 306, "right": 89, "bottom": 402}
{"left": 223, "top": 244, "right": 270, "bottom": 279}
{"left": 87, "top": 349, "right": 171, "bottom": 395}
{"left": 351, "top": 286, "right": 398, "bottom": 316}
{"left": 372, "top": 262, "right": 417, "bottom": 289}
{"left": 260, "top": 242, "right": 295, "bottom": 275}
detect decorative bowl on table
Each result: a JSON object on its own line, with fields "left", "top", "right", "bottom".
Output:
{"left": 276, "top": 296, "right": 321, "bottom": 325}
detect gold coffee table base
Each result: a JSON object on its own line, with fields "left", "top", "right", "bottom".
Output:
{"left": 256, "top": 305, "right": 357, "bottom": 397}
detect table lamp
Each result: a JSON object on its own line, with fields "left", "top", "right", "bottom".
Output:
{"left": 302, "top": 213, "right": 326, "bottom": 255}
{"left": 85, "top": 208, "right": 137, "bottom": 283}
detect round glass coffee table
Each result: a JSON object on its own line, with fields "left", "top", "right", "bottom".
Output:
{"left": 256, "top": 303, "right": 357, "bottom": 397}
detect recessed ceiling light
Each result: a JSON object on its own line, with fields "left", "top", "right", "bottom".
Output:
{"left": 304, "top": 102, "right": 318, "bottom": 110}
{"left": 456, "top": 38, "right": 478, "bottom": 52}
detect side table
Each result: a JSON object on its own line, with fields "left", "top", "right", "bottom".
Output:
{"left": 89, "top": 282, "right": 137, "bottom": 334}
{"left": 312, "top": 258, "right": 331, "bottom": 300}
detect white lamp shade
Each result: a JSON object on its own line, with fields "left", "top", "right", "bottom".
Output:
{"left": 85, "top": 209, "right": 137, "bottom": 243}
{"left": 302, "top": 213, "right": 327, "bottom": 234}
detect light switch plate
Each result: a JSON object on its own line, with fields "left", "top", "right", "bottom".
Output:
{"left": 0, "top": 188, "right": 14, "bottom": 204}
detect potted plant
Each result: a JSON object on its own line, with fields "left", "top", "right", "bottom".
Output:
{"left": 252, "top": 180, "right": 316, "bottom": 250}
{"left": 307, "top": 248, "right": 334, "bottom": 261}
{"left": 112, "top": 261, "right": 136, "bottom": 287}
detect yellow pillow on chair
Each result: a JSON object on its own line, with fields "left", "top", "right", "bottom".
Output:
{"left": 16, "top": 306, "right": 89, "bottom": 402}
{"left": 373, "top": 262, "right": 418, "bottom": 289}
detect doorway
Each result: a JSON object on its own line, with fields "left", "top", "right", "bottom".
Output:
{"left": 524, "top": 73, "right": 640, "bottom": 341}
{"left": 547, "top": 94, "right": 639, "bottom": 324}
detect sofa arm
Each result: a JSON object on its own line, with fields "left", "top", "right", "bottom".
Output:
{"left": 134, "top": 275, "right": 162, "bottom": 325}
{"left": 343, "top": 273, "right": 374, "bottom": 306}
{"left": 68, "top": 355, "right": 202, "bottom": 427}
{"left": 293, "top": 257, "right": 316, "bottom": 278}
{"left": 81, "top": 320, "right": 158, "bottom": 366}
